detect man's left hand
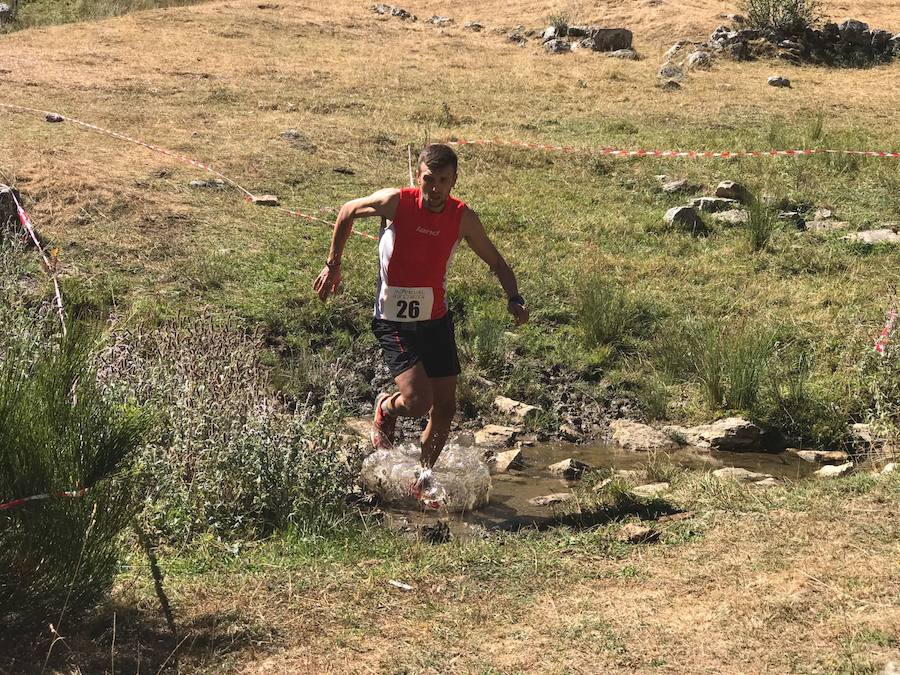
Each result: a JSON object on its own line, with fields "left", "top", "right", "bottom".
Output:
{"left": 507, "top": 300, "right": 529, "bottom": 326}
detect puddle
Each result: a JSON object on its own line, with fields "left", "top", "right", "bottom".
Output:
{"left": 380, "top": 441, "right": 818, "bottom": 539}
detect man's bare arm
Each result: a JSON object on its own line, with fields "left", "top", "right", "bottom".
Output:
{"left": 460, "top": 208, "right": 529, "bottom": 325}
{"left": 314, "top": 188, "right": 400, "bottom": 301}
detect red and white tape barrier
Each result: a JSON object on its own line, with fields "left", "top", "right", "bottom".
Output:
{"left": 445, "top": 137, "right": 900, "bottom": 159}
{"left": 0, "top": 102, "right": 377, "bottom": 241}
{"left": 0, "top": 487, "right": 88, "bottom": 511}
{"left": 874, "top": 307, "right": 897, "bottom": 355}
{"left": 4, "top": 184, "right": 68, "bottom": 334}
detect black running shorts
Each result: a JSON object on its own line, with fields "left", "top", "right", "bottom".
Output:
{"left": 371, "top": 312, "right": 462, "bottom": 378}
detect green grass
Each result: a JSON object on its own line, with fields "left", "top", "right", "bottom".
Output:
{"left": 3, "top": 0, "right": 209, "bottom": 30}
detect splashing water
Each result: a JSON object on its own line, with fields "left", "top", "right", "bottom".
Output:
{"left": 360, "top": 443, "right": 492, "bottom": 512}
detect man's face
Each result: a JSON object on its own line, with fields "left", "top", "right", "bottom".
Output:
{"left": 416, "top": 162, "right": 457, "bottom": 212}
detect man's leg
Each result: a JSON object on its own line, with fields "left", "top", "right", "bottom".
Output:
{"left": 384, "top": 362, "right": 433, "bottom": 418}
{"left": 420, "top": 375, "right": 457, "bottom": 468}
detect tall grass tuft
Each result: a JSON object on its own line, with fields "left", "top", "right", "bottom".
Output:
{"left": 0, "top": 318, "right": 149, "bottom": 629}
{"left": 578, "top": 275, "right": 646, "bottom": 349}
{"left": 747, "top": 197, "right": 776, "bottom": 252}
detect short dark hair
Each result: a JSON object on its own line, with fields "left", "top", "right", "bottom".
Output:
{"left": 417, "top": 144, "right": 458, "bottom": 173}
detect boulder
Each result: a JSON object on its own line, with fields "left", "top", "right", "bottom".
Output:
{"left": 712, "top": 467, "right": 771, "bottom": 482}
{"left": 474, "top": 424, "right": 522, "bottom": 447}
{"left": 494, "top": 395, "right": 541, "bottom": 422}
{"left": 691, "top": 197, "right": 740, "bottom": 212}
{"left": 714, "top": 180, "right": 750, "bottom": 203}
{"left": 617, "top": 523, "right": 659, "bottom": 544}
{"left": 541, "top": 25, "right": 559, "bottom": 41}
{"left": 815, "top": 462, "right": 854, "bottom": 478}
{"left": 567, "top": 25, "right": 591, "bottom": 39}
{"left": 788, "top": 448, "right": 850, "bottom": 464}
{"left": 843, "top": 229, "right": 900, "bottom": 245}
{"left": 685, "top": 51, "right": 713, "bottom": 69}
{"left": 709, "top": 209, "right": 749, "bottom": 225}
{"left": 682, "top": 417, "right": 762, "bottom": 451}
{"left": 544, "top": 39, "right": 571, "bottom": 54}
{"left": 590, "top": 28, "right": 632, "bottom": 52}
{"left": 631, "top": 482, "right": 670, "bottom": 498}
{"left": 664, "top": 206, "right": 706, "bottom": 235}
{"left": 608, "top": 48, "right": 639, "bottom": 60}
{"left": 839, "top": 18, "right": 869, "bottom": 33}
{"left": 46, "top": 113, "right": 65, "bottom": 123}
{"left": 528, "top": 492, "right": 574, "bottom": 506}
{"left": 491, "top": 448, "right": 524, "bottom": 473}
{"left": 609, "top": 420, "right": 678, "bottom": 452}
{"left": 768, "top": 75, "right": 791, "bottom": 87}
{"left": 548, "top": 458, "right": 590, "bottom": 478}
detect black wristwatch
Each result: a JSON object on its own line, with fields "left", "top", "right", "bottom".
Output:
{"left": 508, "top": 294, "right": 525, "bottom": 306}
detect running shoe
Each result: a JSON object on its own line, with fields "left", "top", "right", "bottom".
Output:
{"left": 371, "top": 392, "right": 397, "bottom": 450}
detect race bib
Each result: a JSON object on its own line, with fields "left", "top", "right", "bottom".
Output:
{"left": 381, "top": 286, "right": 434, "bottom": 322}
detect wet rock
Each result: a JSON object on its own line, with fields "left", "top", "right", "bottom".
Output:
{"left": 843, "top": 229, "right": 900, "bottom": 245}
{"left": 475, "top": 424, "right": 522, "bottom": 447}
{"left": 709, "top": 209, "right": 749, "bottom": 225}
{"left": 494, "top": 395, "right": 541, "bottom": 422}
{"left": 609, "top": 419, "right": 677, "bottom": 452}
{"left": 251, "top": 194, "right": 280, "bottom": 206}
{"left": 591, "top": 28, "right": 632, "bottom": 52}
{"left": 608, "top": 48, "right": 639, "bottom": 60}
{"left": 713, "top": 467, "right": 772, "bottom": 482}
{"left": 658, "top": 62, "right": 683, "bottom": 79}
{"left": 714, "top": 180, "right": 750, "bottom": 203}
{"left": 682, "top": 417, "right": 762, "bottom": 452}
{"left": 631, "top": 482, "right": 669, "bottom": 498}
{"left": 685, "top": 50, "right": 713, "bottom": 69}
{"left": 528, "top": 492, "right": 575, "bottom": 506}
{"left": 768, "top": 75, "right": 791, "bottom": 87}
{"left": 664, "top": 206, "right": 706, "bottom": 235}
{"left": 815, "top": 462, "right": 854, "bottom": 478}
{"left": 544, "top": 39, "right": 571, "bottom": 53}
{"left": 549, "top": 458, "right": 590, "bottom": 479}
{"left": 190, "top": 179, "right": 226, "bottom": 189}
{"left": 691, "top": 196, "right": 740, "bottom": 212}
{"left": 788, "top": 448, "right": 850, "bottom": 464}
{"left": 464, "top": 21, "right": 484, "bottom": 32}
{"left": 617, "top": 523, "right": 659, "bottom": 544}
{"left": 491, "top": 448, "right": 524, "bottom": 474}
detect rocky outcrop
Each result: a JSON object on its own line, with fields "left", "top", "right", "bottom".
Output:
{"left": 664, "top": 206, "right": 707, "bottom": 235}
{"left": 669, "top": 417, "right": 762, "bottom": 452}
{"left": 610, "top": 420, "right": 678, "bottom": 452}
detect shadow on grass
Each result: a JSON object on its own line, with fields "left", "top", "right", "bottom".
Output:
{"left": 0, "top": 598, "right": 277, "bottom": 674}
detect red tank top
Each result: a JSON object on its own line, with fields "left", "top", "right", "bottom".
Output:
{"left": 375, "top": 187, "right": 465, "bottom": 321}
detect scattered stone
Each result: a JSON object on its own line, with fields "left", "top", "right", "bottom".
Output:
{"left": 712, "top": 467, "right": 772, "bottom": 482}
{"left": 491, "top": 448, "right": 524, "bottom": 474}
{"left": 805, "top": 219, "right": 849, "bottom": 232}
{"left": 609, "top": 420, "right": 677, "bottom": 452}
{"left": 420, "top": 520, "right": 451, "bottom": 544}
{"left": 709, "top": 209, "right": 749, "bottom": 225}
{"left": 463, "top": 21, "right": 484, "bottom": 32}
{"left": 541, "top": 25, "right": 560, "bottom": 41}
{"left": 45, "top": 113, "right": 65, "bottom": 123}
{"left": 372, "top": 4, "right": 416, "bottom": 20}
{"left": 843, "top": 229, "right": 900, "bottom": 245}
{"left": 659, "top": 79, "right": 682, "bottom": 91}
{"left": 682, "top": 417, "right": 761, "bottom": 451}
{"left": 251, "top": 194, "right": 280, "bottom": 206}
{"left": 591, "top": 28, "right": 633, "bottom": 52}
{"left": 494, "top": 396, "right": 541, "bottom": 421}
{"left": 190, "top": 179, "right": 226, "bottom": 189}
{"left": 658, "top": 62, "right": 683, "bottom": 79}
{"left": 815, "top": 462, "right": 854, "bottom": 478}
{"left": 548, "top": 458, "right": 590, "bottom": 479}
{"left": 631, "top": 482, "right": 670, "bottom": 498}
{"left": 778, "top": 211, "right": 806, "bottom": 229}
{"left": 660, "top": 178, "right": 697, "bottom": 194}
{"left": 814, "top": 208, "right": 833, "bottom": 220}
{"left": 608, "top": 48, "right": 639, "bottom": 60}
{"left": 528, "top": 492, "right": 574, "bottom": 506}
{"left": 684, "top": 51, "right": 712, "bottom": 70}
{"left": 664, "top": 40, "right": 692, "bottom": 60}
{"left": 427, "top": 15, "right": 452, "bottom": 27}
{"left": 751, "top": 477, "right": 779, "bottom": 488}
{"left": 617, "top": 523, "right": 659, "bottom": 544}
{"left": 768, "top": 75, "right": 791, "bottom": 87}
{"left": 544, "top": 39, "right": 571, "bottom": 54}
{"left": 664, "top": 206, "right": 706, "bottom": 235}
{"left": 333, "top": 166, "right": 355, "bottom": 175}
{"left": 691, "top": 196, "right": 740, "bottom": 212}
{"left": 789, "top": 448, "right": 851, "bottom": 464}
{"left": 475, "top": 424, "right": 522, "bottom": 447}
{"left": 714, "top": 180, "right": 750, "bottom": 203}
{"left": 506, "top": 29, "right": 527, "bottom": 45}
{"left": 882, "top": 463, "right": 897, "bottom": 475}
{"left": 593, "top": 477, "right": 613, "bottom": 492}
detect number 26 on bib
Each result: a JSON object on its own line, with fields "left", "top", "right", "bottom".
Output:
{"left": 380, "top": 286, "right": 434, "bottom": 322}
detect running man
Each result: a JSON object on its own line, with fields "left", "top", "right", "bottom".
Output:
{"left": 313, "top": 144, "right": 528, "bottom": 490}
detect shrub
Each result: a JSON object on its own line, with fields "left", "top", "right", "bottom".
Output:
{"left": 0, "top": 318, "right": 148, "bottom": 629}
{"left": 741, "top": 0, "right": 822, "bottom": 34}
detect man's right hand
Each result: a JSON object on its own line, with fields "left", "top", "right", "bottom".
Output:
{"left": 313, "top": 263, "right": 342, "bottom": 301}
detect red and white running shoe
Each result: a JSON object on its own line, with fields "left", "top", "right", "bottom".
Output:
{"left": 371, "top": 393, "right": 397, "bottom": 450}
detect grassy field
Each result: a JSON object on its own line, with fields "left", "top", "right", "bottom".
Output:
{"left": 1, "top": 0, "right": 899, "bottom": 671}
